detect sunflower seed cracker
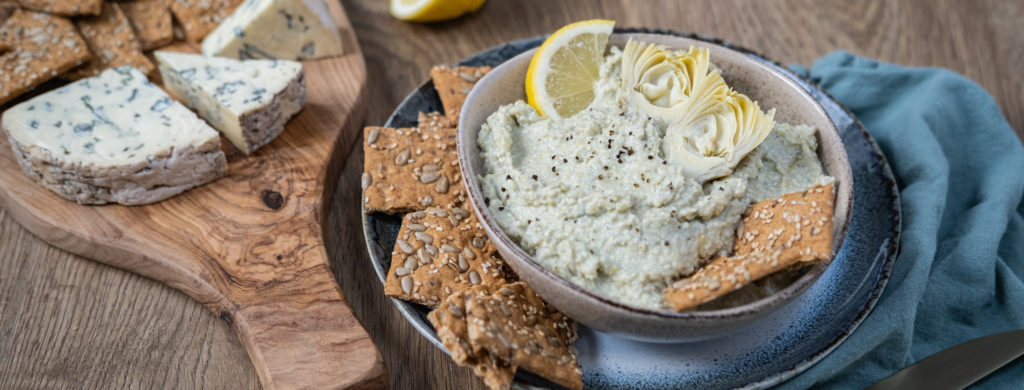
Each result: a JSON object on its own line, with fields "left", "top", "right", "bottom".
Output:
{"left": 384, "top": 207, "right": 512, "bottom": 308}
{"left": 168, "top": 0, "right": 243, "bottom": 42}
{"left": 66, "top": 2, "right": 154, "bottom": 80}
{"left": 430, "top": 65, "right": 492, "bottom": 125}
{"left": 16, "top": 0, "right": 101, "bottom": 16}
{"left": 362, "top": 112, "right": 466, "bottom": 213}
{"left": 465, "top": 282, "right": 582, "bottom": 390}
{"left": 428, "top": 286, "right": 515, "bottom": 390}
{"left": 664, "top": 184, "right": 835, "bottom": 311}
{"left": 0, "top": 9, "right": 91, "bottom": 105}
{"left": 120, "top": 0, "right": 174, "bottom": 50}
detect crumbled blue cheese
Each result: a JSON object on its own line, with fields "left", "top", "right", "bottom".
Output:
{"left": 200, "top": 0, "right": 343, "bottom": 61}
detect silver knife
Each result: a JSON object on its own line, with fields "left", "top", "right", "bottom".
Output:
{"left": 865, "top": 329, "right": 1024, "bottom": 390}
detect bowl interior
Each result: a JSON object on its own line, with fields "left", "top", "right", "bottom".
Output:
{"left": 457, "top": 33, "right": 853, "bottom": 321}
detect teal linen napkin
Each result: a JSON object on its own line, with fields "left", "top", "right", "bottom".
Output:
{"left": 780, "top": 52, "right": 1024, "bottom": 388}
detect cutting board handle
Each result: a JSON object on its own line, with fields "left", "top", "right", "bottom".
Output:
{"left": 219, "top": 245, "right": 386, "bottom": 390}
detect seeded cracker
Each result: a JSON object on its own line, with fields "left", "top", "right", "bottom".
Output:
{"left": 16, "top": 0, "right": 102, "bottom": 16}
{"left": 430, "top": 65, "right": 492, "bottom": 125}
{"left": 0, "top": 2, "right": 15, "bottom": 27}
{"left": 384, "top": 207, "right": 512, "bottom": 308}
{"left": 465, "top": 282, "right": 583, "bottom": 390}
{"left": 168, "top": 0, "right": 243, "bottom": 42}
{"left": 66, "top": 2, "right": 155, "bottom": 80}
{"left": 0, "top": 10, "right": 91, "bottom": 105}
{"left": 119, "top": 0, "right": 174, "bottom": 50}
{"left": 428, "top": 286, "right": 516, "bottom": 390}
{"left": 362, "top": 112, "right": 466, "bottom": 213}
{"left": 0, "top": 3, "right": 14, "bottom": 53}
{"left": 664, "top": 184, "right": 835, "bottom": 311}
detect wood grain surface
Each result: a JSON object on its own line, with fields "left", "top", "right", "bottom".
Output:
{"left": 2, "top": 0, "right": 1022, "bottom": 389}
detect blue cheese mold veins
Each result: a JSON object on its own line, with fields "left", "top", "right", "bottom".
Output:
{"left": 155, "top": 51, "right": 306, "bottom": 154}
{"left": 2, "top": 66, "right": 227, "bottom": 205}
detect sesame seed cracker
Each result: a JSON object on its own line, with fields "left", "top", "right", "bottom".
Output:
{"left": 464, "top": 282, "right": 583, "bottom": 390}
{"left": 120, "top": 0, "right": 174, "bottom": 50}
{"left": 0, "top": 9, "right": 91, "bottom": 105}
{"left": 664, "top": 184, "right": 836, "bottom": 311}
{"left": 65, "top": 2, "right": 155, "bottom": 80}
{"left": 16, "top": 0, "right": 102, "bottom": 16}
{"left": 168, "top": 0, "right": 243, "bottom": 42}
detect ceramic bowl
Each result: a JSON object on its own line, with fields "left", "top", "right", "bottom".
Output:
{"left": 457, "top": 32, "right": 854, "bottom": 342}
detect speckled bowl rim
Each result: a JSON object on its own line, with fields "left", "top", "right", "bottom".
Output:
{"left": 456, "top": 32, "right": 852, "bottom": 321}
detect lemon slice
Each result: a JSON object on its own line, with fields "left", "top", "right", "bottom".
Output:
{"left": 390, "top": 0, "right": 485, "bottom": 22}
{"left": 526, "top": 19, "right": 615, "bottom": 118}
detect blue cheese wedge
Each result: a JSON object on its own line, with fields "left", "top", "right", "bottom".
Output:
{"left": 1, "top": 66, "right": 228, "bottom": 205}
{"left": 200, "top": 0, "right": 343, "bottom": 61}
{"left": 154, "top": 51, "right": 306, "bottom": 154}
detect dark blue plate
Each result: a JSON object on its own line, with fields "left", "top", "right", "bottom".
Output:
{"left": 361, "top": 29, "right": 901, "bottom": 389}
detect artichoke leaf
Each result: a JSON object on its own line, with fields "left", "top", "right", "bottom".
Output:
{"left": 664, "top": 92, "right": 775, "bottom": 182}
{"left": 622, "top": 39, "right": 697, "bottom": 125}
{"left": 621, "top": 38, "right": 776, "bottom": 182}
{"left": 723, "top": 91, "right": 775, "bottom": 169}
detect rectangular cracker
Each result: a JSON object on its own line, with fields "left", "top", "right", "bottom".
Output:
{"left": 119, "top": 0, "right": 174, "bottom": 50}
{"left": 384, "top": 207, "right": 512, "bottom": 308}
{"left": 427, "top": 286, "right": 516, "bottom": 390}
{"left": 430, "top": 65, "right": 492, "bottom": 125}
{"left": 0, "top": 9, "right": 91, "bottom": 105}
{"left": 465, "top": 282, "right": 583, "bottom": 390}
{"left": 168, "top": 0, "right": 243, "bottom": 42}
{"left": 16, "top": 0, "right": 102, "bottom": 16}
{"left": 66, "top": 2, "right": 155, "bottom": 80}
{"left": 664, "top": 184, "right": 835, "bottom": 312}
{"left": 362, "top": 112, "right": 467, "bottom": 213}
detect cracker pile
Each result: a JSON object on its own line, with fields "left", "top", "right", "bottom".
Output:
{"left": 364, "top": 65, "right": 582, "bottom": 390}
{"left": 0, "top": 0, "right": 242, "bottom": 105}
{"left": 664, "top": 184, "right": 836, "bottom": 311}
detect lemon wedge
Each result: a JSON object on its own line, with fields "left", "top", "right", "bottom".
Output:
{"left": 390, "top": 0, "right": 485, "bottom": 22}
{"left": 526, "top": 19, "right": 615, "bottom": 118}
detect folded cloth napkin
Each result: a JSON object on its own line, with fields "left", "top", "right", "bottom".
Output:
{"left": 779, "top": 52, "right": 1024, "bottom": 389}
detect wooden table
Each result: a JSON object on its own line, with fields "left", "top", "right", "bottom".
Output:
{"left": 2, "top": 1, "right": 1021, "bottom": 388}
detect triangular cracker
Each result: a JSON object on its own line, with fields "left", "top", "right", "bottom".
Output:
{"left": 665, "top": 184, "right": 835, "bottom": 311}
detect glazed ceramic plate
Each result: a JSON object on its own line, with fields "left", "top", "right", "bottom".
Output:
{"left": 361, "top": 29, "right": 901, "bottom": 389}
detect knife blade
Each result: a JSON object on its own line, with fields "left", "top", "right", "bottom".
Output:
{"left": 865, "top": 329, "right": 1024, "bottom": 390}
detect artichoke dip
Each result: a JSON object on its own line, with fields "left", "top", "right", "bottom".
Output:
{"left": 478, "top": 42, "right": 834, "bottom": 310}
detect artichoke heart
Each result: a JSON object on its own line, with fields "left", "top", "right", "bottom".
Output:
{"left": 621, "top": 39, "right": 776, "bottom": 182}
{"left": 621, "top": 39, "right": 728, "bottom": 126}
{"left": 665, "top": 91, "right": 776, "bottom": 182}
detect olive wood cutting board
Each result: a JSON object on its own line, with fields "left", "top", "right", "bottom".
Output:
{"left": 0, "top": 1, "right": 385, "bottom": 389}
